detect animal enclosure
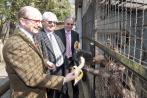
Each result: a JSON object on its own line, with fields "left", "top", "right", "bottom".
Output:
{"left": 76, "top": 0, "right": 147, "bottom": 98}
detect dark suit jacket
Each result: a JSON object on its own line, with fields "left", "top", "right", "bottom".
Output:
{"left": 56, "top": 28, "right": 79, "bottom": 56}
{"left": 37, "top": 29, "right": 65, "bottom": 66}
{"left": 56, "top": 28, "right": 79, "bottom": 67}
{"left": 3, "top": 28, "right": 64, "bottom": 98}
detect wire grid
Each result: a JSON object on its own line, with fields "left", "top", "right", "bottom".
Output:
{"left": 95, "top": 0, "right": 147, "bottom": 66}
{"left": 92, "top": 0, "right": 147, "bottom": 98}
{"left": 95, "top": 62, "right": 147, "bottom": 98}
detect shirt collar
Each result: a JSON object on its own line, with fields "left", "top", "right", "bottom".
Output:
{"left": 44, "top": 28, "right": 53, "bottom": 35}
{"left": 18, "top": 25, "right": 34, "bottom": 43}
{"left": 65, "top": 30, "right": 71, "bottom": 34}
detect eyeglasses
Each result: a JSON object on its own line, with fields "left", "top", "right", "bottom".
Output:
{"left": 48, "top": 21, "right": 57, "bottom": 24}
{"left": 67, "top": 23, "right": 74, "bottom": 26}
{"left": 23, "top": 17, "right": 41, "bottom": 23}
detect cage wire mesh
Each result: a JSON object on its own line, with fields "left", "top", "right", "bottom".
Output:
{"left": 95, "top": 0, "right": 147, "bottom": 65}
{"left": 82, "top": 0, "right": 147, "bottom": 98}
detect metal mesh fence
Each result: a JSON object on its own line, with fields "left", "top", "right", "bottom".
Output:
{"left": 81, "top": 0, "right": 147, "bottom": 98}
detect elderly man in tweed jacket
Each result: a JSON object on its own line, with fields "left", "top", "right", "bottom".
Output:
{"left": 3, "top": 6, "right": 76, "bottom": 98}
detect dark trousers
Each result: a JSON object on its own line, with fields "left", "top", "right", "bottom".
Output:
{"left": 47, "top": 65, "right": 69, "bottom": 98}
{"left": 47, "top": 89, "right": 60, "bottom": 98}
{"left": 47, "top": 89, "right": 69, "bottom": 98}
{"left": 72, "top": 81, "right": 79, "bottom": 98}
{"left": 65, "top": 57, "right": 79, "bottom": 98}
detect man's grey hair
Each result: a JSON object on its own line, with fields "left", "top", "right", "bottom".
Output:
{"left": 42, "top": 11, "right": 58, "bottom": 22}
{"left": 64, "top": 16, "right": 75, "bottom": 22}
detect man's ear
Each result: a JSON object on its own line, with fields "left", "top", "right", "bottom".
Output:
{"left": 19, "top": 18, "right": 30, "bottom": 27}
{"left": 19, "top": 18, "right": 25, "bottom": 26}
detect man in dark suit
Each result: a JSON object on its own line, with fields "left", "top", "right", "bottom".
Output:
{"left": 37, "top": 11, "right": 67, "bottom": 98}
{"left": 3, "top": 6, "right": 77, "bottom": 98}
{"left": 37, "top": 12, "right": 65, "bottom": 74}
{"left": 56, "top": 16, "right": 80, "bottom": 98}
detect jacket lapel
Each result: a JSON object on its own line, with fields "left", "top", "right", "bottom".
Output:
{"left": 15, "top": 29, "right": 43, "bottom": 58}
{"left": 71, "top": 30, "right": 75, "bottom": 50}
{"left": 53, "top": 33, "right": 65, "bottom": 54}
{"left": 61, "top": 29, "right": 66, "bottom": 47}
{"left": 42, "top": 32, "right": 54, "bottom": 53}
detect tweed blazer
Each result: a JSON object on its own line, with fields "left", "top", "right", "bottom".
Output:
{"left": 37, "top": 29, "right": 65, "bottom": 65}
{"left": 3, "top": 28, "right": 64, "bottom": 98}
{"left": 56, "top": 28, "right": 79, "bottom": 56}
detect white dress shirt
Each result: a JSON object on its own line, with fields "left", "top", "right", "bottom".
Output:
{"left": 46, "top": 31, "right": 64, "bottom": 67}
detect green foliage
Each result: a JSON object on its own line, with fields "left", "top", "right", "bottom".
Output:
{"left": 35, "top": 0, "right": 71, "bottom": 21}
{"left": 0, "top": 0, "right": 72, "bottom": 31}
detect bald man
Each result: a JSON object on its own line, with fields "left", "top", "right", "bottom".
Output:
{"left": 3, "top": 6, "right": 77, "bottom": 98}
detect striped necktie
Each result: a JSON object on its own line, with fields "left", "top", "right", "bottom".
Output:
{"left": 48, "top": 34, "right": 63, "bottom": 67}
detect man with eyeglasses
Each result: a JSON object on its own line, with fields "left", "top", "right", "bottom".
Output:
{"left": 37, "top": 11, "right": 68, "bottom": 98}
{"left": 3, "top": 6, "right": 78, "bottom": 98}
{"left": 56, "top": 16, "right": 80, "bottom": 98}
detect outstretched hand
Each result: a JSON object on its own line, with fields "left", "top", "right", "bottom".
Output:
{"left": 63, "top": 71, "right": 77, "bottom": 84}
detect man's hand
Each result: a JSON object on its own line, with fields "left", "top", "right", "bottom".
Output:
{"left": 46, "top": 61, "right": 56, "bottom": 69}
{"left": 63, "top": 72, "right": 77, "bottom": 84}
{"left": 63, "top": 57, "right": 85, "bottom": 85}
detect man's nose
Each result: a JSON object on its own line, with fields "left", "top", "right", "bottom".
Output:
{"left": 37, "top": 22, "right": 42, "bottom": 28}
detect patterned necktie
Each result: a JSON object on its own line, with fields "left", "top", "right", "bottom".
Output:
{"left": 66, "top": 32, "right": 72, "bottom": 58}
{"left": 48, "top": 34, "right": 63, "bottom": 67}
